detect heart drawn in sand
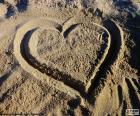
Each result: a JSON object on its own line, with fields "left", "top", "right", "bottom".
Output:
{"left": 14, "top": 17, "right": 111, "bottom": 94}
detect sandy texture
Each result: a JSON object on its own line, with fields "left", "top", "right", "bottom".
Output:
{"left": 0, "top": 0, "right": 140, "bottom": 115}
{"left": 0, "top": 4, "right": 7, "bottom": 17}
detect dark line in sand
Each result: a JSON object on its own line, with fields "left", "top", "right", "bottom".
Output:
{"left": 125, "top": 78, "right": 140, "bottom": 108}
{"left": 117, "top": 85, "right": 123, "bottom": 107}
{"left": 63, "top": 23, "right": 80, "bottom": 38}
{"left": 0, "top": 64, "right": 18, "bottom": 86}
{"left": 0, "top": 76, "right": 28, "bottom": 102}
{"left": 132, "top": 78, "right": 140, "bottom": 92}
{"left": 87, "top": 20, "right": 124, "bottom": 103}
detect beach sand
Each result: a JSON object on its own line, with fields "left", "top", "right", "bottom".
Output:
{"left": 0, "top": 0, "right": 140, "bottom": 115}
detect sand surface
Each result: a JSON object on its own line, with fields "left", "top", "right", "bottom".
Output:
{"left": 0, "top": 0, "right": 140, "bottom": 115}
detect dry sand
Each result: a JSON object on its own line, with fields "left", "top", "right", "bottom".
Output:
{"left": 0, "top": 0, "right": 140, "bottom": 115}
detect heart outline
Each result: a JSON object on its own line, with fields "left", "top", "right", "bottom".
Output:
{"left": 14, "top": 17, "right": 111, "bottom": 97}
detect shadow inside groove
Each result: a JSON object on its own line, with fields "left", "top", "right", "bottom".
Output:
{"left": 63, "top": 23, "right": 80, "bottom": 38}
{"left": 87, "top": 20, "right": 123, "bottom": 103}
{"left": 117, "top": 85, "right": 123, "bottom": 107}
{"left": 132, "top": 78, "right": 140, "bottom": 92}
{"left": 125, "top": 78, "right": 140, "bottom": 109}
{"left": 0, "top": 64, "right": 17, "bottom": 86}
{"left": 125, "top": 15, "right": 140, "bottom": 76}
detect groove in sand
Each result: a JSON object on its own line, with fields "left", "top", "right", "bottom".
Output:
{"left": 14, "top": 17, "right": 112, "bottom": 98}
{"left": 87, "top": 20, "right": 125, "bottom": 101}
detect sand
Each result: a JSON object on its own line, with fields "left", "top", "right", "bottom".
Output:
{"left": 0, "top": 0, "right": 140, "bottom": 115}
